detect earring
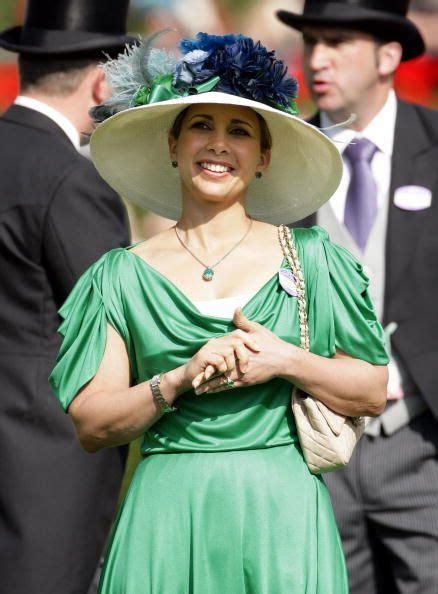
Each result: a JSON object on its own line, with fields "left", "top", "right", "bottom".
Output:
{"left": 255, "top": 171, "right": 262, "bottom": 179}
{"left": 171, "top": 161, "right": 178, "bottom": 168}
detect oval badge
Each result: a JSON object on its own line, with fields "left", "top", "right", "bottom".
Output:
{"left": 279, "top": 268, "right": 298, "bottom": 297}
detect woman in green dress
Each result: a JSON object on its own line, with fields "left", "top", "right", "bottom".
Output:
{"left": 50, "top": 33, "right": 388, "bottom": 593}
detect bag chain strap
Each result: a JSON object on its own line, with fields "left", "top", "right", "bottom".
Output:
{"left": 278, "top": 226, "right": 362, "bottom": 424}
{"left": 278, "top": 225, "right": 310, "bottom": 352}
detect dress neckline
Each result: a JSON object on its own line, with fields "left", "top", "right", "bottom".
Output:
{"left": 123, "top": 247, "right": 286, "bottom": 320}
{"left": 194, "top": 292, "right": 255, "bottom": 305}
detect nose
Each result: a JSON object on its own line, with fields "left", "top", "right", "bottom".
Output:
{"left": 308, "top": 42, "right": 331, "bottom": 72}
{"left": 206, "top": 128, "right": 230, "bottom": 154}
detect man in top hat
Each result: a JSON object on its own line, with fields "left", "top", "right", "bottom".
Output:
{"left": 277, "top": 1, "right": 438, "bottom": 593}
{"left": 0, "top": 2, "right": 134, "bottom": 593}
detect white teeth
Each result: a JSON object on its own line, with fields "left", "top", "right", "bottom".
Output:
{"left": 200, "top": 162, "right": 231, "bottom": 173}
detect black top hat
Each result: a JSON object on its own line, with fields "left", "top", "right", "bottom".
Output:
{"left": 277, "top": 0, "right": 425, "bottom": 61}
{"left": 0, "top": 0, "right": 135, "bottom": 55}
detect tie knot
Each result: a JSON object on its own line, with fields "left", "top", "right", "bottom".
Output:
{"left": 344, "top": 138, "right": 377, "bottom": 163}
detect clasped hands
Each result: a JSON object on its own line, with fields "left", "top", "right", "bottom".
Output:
{"left": 186, "top": 307, "right": 291, "bottom": 395}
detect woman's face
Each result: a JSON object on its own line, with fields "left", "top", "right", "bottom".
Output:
{"left": 169, "top": 103, "right": 270, "bottom": 207}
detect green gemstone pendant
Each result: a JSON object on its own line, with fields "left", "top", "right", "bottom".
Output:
{"left": 202, "top": 267, "right": 214, "bottom": 281}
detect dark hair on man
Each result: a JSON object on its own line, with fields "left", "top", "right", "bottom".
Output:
{"left": 18, "top": 54, "right": 100, "bottom": 96}
{"left": 170, "top": 107, "right": 273, "bottom": 152}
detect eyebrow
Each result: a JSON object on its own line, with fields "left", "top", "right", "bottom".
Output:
{"left": 231, "top": 118, "right": 254, "bottom": 129}
{"left": 188, "top": 114, "right": 254, "bottom": 129}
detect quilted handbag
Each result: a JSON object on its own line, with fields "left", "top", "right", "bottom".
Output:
{"left": 278, "top": 225, "right": 365, "bottom": 475}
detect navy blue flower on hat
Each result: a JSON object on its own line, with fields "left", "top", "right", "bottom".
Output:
{"left": 173, "top": 49, "right": 210, "bottom": 87}
{"left": 91, "top": 31, "right": 299, "bottom": 123}
{"left": 174, "top": 33, "right": 298, "bottom": 112}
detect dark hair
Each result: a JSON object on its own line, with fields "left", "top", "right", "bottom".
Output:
{"left": 18, "top": 55, "right": 99, "bottom": 96}
{"left": 170, "top": 106, "right": 273, "bottom": 152}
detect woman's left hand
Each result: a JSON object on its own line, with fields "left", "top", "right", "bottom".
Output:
{"left": 193, "top": 308, "right": 293, "bottom": 395}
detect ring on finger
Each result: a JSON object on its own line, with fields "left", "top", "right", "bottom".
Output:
{"left": 224, "top": 374, "right": 235, "bottom": 389}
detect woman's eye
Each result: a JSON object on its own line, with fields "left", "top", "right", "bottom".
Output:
{"left": 190, "top": 121, "right": 210, "bottom": 130}
{"left": 230, "top": 128, "right": 250, "bottom": 136}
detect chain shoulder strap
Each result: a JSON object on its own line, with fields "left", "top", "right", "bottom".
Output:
{"left": 278, "top": 225, "right": 310, "bottom": 352}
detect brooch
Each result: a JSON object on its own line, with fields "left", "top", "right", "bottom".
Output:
{"left": 278, "top": 268, "right": 298, "bottom": 297}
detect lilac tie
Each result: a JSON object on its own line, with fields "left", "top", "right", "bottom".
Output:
{"left": 343, "top": 138, "right": 378, "bottom": 251}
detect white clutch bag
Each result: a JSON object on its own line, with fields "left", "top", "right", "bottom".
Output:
{"left": 278, "top": 225, "right": 365, "bottom": 475}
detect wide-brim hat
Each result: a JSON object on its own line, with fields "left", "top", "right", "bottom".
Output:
{"left": 0, "top": 0, "right": 135, "bottom": 55}
{"left": 90, "top": 91, "right": 343, "bottom": 225}
{"left": 277, "top": 0, "right": 425, "bottom": 61}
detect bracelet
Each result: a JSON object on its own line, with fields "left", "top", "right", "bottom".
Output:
{"left": 150, "top": 373, "right": 177, "bottom": 413}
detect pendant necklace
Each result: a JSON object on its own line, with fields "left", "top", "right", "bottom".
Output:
{"left": 174, "top": 218, "right": 253, "bottom": 281}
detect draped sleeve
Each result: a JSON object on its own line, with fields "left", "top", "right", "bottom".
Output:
{"left": 49, "top": 249, "right": 134, "bottom": 411}
{"left": 294, "top": 226, "right": 389, "bottom": 365}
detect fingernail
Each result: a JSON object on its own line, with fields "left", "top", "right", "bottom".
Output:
{"left": 195, "top": 387, "right": 207, "bottom": 396}
{"left": 192, "top": 379, "right": 200, "bottom": 389}
{"left": 205, "top": 369, "right": 213, "bottom": 380}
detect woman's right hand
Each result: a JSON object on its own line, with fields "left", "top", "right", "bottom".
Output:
{"left": 182, "top": 330, "right": 261, "bottom": 390}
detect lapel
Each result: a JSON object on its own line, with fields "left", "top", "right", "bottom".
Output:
{"left": 2, "top": 104, "right": 76, "bottom": 151}
{"left": 384, "top": 100, "right": 436, "bottom": 321}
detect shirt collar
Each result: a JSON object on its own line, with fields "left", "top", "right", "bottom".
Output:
{"left": 320, "top": 90, "right": 397, "bottom": 157}
{"left": 14, "top": 95, "right": 81, "bottom": 151}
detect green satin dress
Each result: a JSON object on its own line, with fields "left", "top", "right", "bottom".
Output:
{"left": 50, "top": 227, "right": 388, "bottom": 594}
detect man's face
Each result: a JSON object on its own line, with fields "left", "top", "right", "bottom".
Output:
{"left": 302, "top": 27, "right": 381, "bottom": 117}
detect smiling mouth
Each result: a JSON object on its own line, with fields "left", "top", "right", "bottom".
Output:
{"left": 198, "top": 161, "right": 233, "bottom": 174}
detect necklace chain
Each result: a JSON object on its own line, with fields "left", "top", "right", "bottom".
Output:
{"left": 174, "top": 218, "right": 253, "bottom": 281}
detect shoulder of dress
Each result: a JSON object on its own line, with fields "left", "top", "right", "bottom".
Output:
{"left": 292, "top": 225, "right": 330, "bottom": 248}
{"left": 85, "top": 247, "right": 132, "bottom": 282}
{"left": 292, "top": 225, "right": 366, "bottom": 282}
{"left": 107, "top": 245, "right": 136, "bottom": 266}
{"left": 286, "top": 226, "right": 330, "bottom": 287}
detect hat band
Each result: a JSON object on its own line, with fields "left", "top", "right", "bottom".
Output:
{"left": 132, "top": 73, "right": 299, "bottom": 116}
{"left": 134, "top": 75, "right": 220, "bottom": 106}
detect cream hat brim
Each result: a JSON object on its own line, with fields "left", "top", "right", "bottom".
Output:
{"left": 90, "top": 91, "right": 342, "bottom": 224}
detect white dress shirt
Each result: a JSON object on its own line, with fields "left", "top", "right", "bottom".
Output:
{"left": 320, "top": 89, "right": 397, "bottom": 223}
{"left": 14, "top": 95, "right": 81, "bottom": 151}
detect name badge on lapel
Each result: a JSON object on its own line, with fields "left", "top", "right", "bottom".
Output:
{"left": 279, "top": 268, "right": 298, "bottom": 297}
{"left": 393, "top": 185, "right": 432, "bottom": 211}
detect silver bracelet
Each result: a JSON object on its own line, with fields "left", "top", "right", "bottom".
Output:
{"left": 150, "top": 373, "right": 177, "bottom": 413}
